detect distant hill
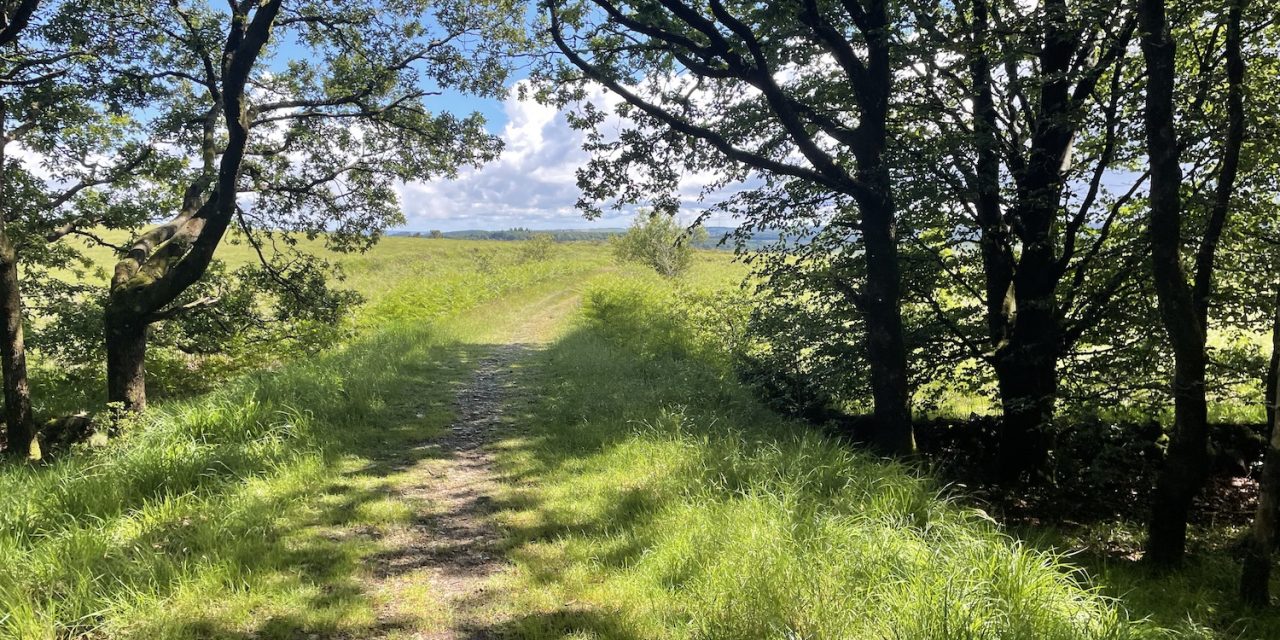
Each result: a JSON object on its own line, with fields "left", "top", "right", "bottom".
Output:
{"left": 388, "top": 228, "right": 619, "bottom": 242}
{"left": 388, "top": 226, "right": 786, "bottom": 250}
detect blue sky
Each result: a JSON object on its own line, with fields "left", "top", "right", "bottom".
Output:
{"left": 268, "top": 8, "right": 740, "bottom": 233}
{"left": 393, "top": 81, "right": 741, "bottom": 232}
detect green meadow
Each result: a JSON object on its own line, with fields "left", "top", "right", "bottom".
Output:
{"left": 0, "top": 238, "right": 1273, "bottom": 639}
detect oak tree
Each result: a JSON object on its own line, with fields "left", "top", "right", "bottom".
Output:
{"left": 102, "top": 0, "right": 520, "bottom": 410}
{"left": 544, "top": 0, "right": 916, "bottom": 454}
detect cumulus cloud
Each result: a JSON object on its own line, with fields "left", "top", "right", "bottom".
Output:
{"left": 396, "top": 82, "right": 742, "bottom": 231}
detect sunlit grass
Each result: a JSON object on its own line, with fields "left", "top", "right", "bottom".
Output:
{"left": 0, "top": 238, "right": 1263, "bottom": 639}
{"left": 0, "top": 240, "right": 639, "bottom": 639}
{"left": 0, "top": 321, "right": 462, "bottom": 638}
{"left": 485, "top": 273, "right": 1173, "bottom": 640}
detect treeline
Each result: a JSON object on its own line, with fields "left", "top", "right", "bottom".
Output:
{"left": 0, "top": 1, "right": 522, "bottom": 451}
{"left": 539, "top": 0, "right": 1280, "bottom": 604}
{"left": 402, "top": 228, "right": 623, "bottom": 242}
{"left": 394, "top": 225, "right": 783, "bottom": 249}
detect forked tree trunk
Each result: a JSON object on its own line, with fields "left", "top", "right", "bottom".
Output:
{"left": 1140, "top": 0, "right": 1209, "bottom": 566}
{"left": 102, "top": 0, "right": 282, "bottom": 412}
{"left": 1241, "top": 289, "right": 1280, "bottom": 606}
{"left": 1136, "top": 0, "right": 1203, "bottom": 560}
{"left": 1141, "top": 0, "right": 1244, "bottom": 566}
{"left": 967, "top": 0, "right": 1078, "bottom": 482}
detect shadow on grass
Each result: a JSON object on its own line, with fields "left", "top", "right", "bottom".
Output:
{"left": 467, "top": 608, "right": 645, "bottom": 640}
{"left": 13, "top": 284, "right": 1249, "bottom": 639}
{"left": 0, "top": 320, "right": 531, "bottom": 638}
{"left": 135, "top": 341, "right": 494, "bottom": 638}
{"left": 457, "top": 325, "right": 753, "bottom": 638}
{"left": 467, "top": 316, "right": 1276, "bottom": 639}
{"left": 1011, "top": 525, "right": 1280, "bottom": 640}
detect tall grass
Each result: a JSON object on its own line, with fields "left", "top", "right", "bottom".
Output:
{"left": 489, "top": 273, "right": 1174, "bottom": 640}
{"left": 2, "top": 243, "right": 1242, "bottom": 638}
{"left": 0, "top": 242, "right": 613, "bottom": 639}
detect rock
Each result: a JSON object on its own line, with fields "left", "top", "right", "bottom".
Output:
{"left": 37, "top": 412, "right": 105, "bottom": 457}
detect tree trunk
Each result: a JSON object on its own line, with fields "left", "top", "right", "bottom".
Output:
{"left": 989, "top": 222, "right": 1066, "bottom": 484}
{"left": 1241, "top": 288, "right": 1280, "bottom": 606}
{"left": 1140, "top": 0, "right": 1210, "bottom": 567}
{"left": 0, "top": 232, "right": 35, "bottom": 457}
{"left": 102, "top": 0, "right": 282, "bottom": 412}
{"left": 1146, "top": 347, "right": 1210, "bottom": 565}
{"left": 993, "top": 237, "right": 1062, "bottom": 483}
{"left": 104, "top": 311, "right": 148, "bottom": 411}
{"left": 852, "top": 0, "right": 913, "bottom": 456}
{"left": 994, "top": 343, "right": 1058, "bottom": 483}
{"left": 967, "top": 0, "right": 1073, "bottom": 483}
{"left": 861, "top": 191, "right": 914, "bottom": 455}
{"left": 0, "top": 98, "right": 36, "bottom": 458}
{"left": 1140, "top": 0, "right": 1244, "bottom": 567}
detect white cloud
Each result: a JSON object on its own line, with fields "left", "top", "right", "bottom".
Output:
{"left": 395, "top": 82, "right": 742, "bottom": 231}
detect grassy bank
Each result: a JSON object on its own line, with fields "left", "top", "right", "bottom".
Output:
{"left": 2, "top": 240, "right": 1271, "bottom": 638}
{"left": 485, "top": 272, "right": 1171, "bottom": 639}
{"left": 0, "top": 241, "right": 617, "bottom": 639}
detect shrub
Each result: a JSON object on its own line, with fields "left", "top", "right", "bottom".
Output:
{"left": 519, "top": 233, "right": 557, "bottom": 262}
{"left": 611, "top": 211, "right": 708, "bottom": 277}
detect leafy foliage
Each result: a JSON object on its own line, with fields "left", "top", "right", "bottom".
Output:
{"left": 610, "top": 212, "right": 707, "bottom": 277}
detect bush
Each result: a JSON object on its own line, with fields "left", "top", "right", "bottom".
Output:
{"left": 518, "top": 233, "right": 556, "bottom": 262}
{"left": 611, "top": 211, "right": 707, "bottom": 277}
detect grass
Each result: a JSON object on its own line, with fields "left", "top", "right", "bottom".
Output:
{"left": 27, "top": 234, "right": 617, "bottom": 416}
{"left": 1, "top": 318, "right": 460, "bottom": 638}
{"left": 0, "top": 239, "right": 618, "bottom": 639}
{"left": 0, "top": 238, "right": 1272, "bottom": 638}
{"left": 1020, "top": 523, "right": 1280, "bottom": 639}
{"left": 483, "top": 272, "right": 1172, "bottom": 639}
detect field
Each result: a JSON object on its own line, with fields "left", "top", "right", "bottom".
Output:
{"left": 0, "top": 237, "right": 1275, "bottom": 639}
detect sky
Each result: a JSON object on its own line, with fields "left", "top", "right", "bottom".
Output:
{"left": 393, "top": 84, "right": 743, "bottom": 232}
{"left": 267, "top": 6, "right": 746, "bottom": 233}
{"left": 394, "top": 86, "right": 604, "bottom": 232}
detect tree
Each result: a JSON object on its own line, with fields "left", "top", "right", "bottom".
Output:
{"left": 1139, "top": 0, "right": 1247, "bottom": 565}
{"left": 0, "top": 0, "right": 43, "bottom": 456}
{"left": 613, "top": 211, "right": 704, "bottom": 277}
{"left": 102, "top": 0, "right": 519, "bottom": 410}
{"left": 1241, "top": 286, "right": 1280, "bottom": 605}
{"left": 521, "top": 231, "right": 558, "bottom": 262}
{"left": 900, "top": 0, "right": 1145, "bottom": 483}
{"left": 1235, "top": 8, "right": 1280, "bottom": 606}
{"left": 544, "top": 0, "right": 916, "bottom": 454}
{"left": 0, "top": 0, "right": 168, "bottom": 455}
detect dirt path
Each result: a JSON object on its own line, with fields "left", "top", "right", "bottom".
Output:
{"left": 360, "top": 288, "right": 580, "bottom": 639}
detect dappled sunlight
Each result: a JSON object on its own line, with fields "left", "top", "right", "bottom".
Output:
{"left": 476, "top": 282, "right": 1166, "bottom": 639}
{"left": 1, "top": 245, "right": 1267, "bottom": 638}
{"left": 0, "top": 252, "right": 616, "bottom": 638}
